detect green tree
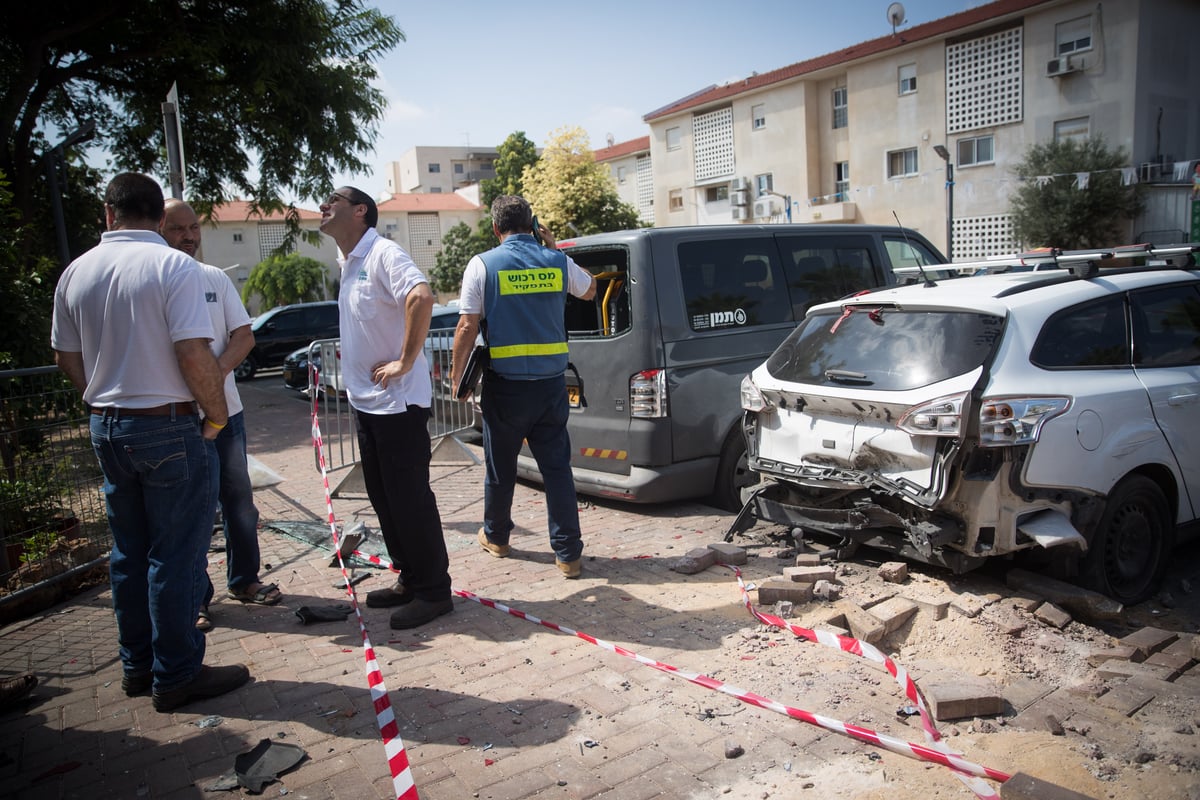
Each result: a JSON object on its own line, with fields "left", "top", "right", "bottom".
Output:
{"left": 522, "top": 126, "right": 640, "bottom": 237}
{"left": 241, "top": 254, "right": 330, "bottom": 310}
{"left": 1, "top": 1, "right": 403, "bottom": 271}
{"left": 1009, "top": 136, "right": 1144, "bottom": 249}
{"left": 431, "top": 222, "right": 491, "bottom": 295}
{"left": 481, "top": 131, "right": 539, "bottom": 209}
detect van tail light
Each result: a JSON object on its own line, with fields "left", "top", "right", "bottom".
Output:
{"left": 630, "top": 369, "right": 667, "bottom": 418}
{"left": 897, "top": 392, "right": 969, "bottom": 437}
{"left": 978, "top": 396, "right": 1070, "bottom": 446}
{"left": 740, "top": 375, "right": 773, "bottom": 413}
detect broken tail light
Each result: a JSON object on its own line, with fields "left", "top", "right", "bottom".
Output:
{"left": 978, "top": 397, "right": 1070, "bottom": 446}
{"left": 897, "top": 392, "right": 969, "bottom": 436}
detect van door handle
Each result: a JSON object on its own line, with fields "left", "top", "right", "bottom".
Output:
{"left": 1167, "top": 393, "right": 1198, "bottom": 406}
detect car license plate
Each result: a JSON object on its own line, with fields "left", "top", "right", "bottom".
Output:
{"left": 567, "top": 386, "right": 581, "bottom": 408}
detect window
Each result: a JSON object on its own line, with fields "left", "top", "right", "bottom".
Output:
{"left": 666, "top": 127, "right": 682, "bottom": 150}
{"left": 705, "top": 185, "right": 729, "bottom": 203}
{"left": 883, "top": 237, "right": 957, "bottom": 282}
{"left": 1056, "top": 15, "right": 1093, "bottom": 55}
{"left": 778, "top": 235, "right": 879, "bottom": 319}
{"left": 835, "top": 162, "right": 850, "bottom": 198}
{"left": 957, "top": 135, "right": 995, "bottom": 166}
{"left": 832, "top": 87, "right": 847, "bottom": 129}
{"left": 1054, "top": 117, "right": 1090, "bottom": 144}
{"left": 1132, "top": 285, "right": 1200, "bottom": 367}
{"left": 563, "top": 247, "right": 631, "bottom": 338}
{"left": 427, "top": 163, "right": 441, "bottom": 173}
{"left": 752, "top": 104, "right": 766, "bottom": 130}
{"left": 617, "top": 166, "right": 627, "bottom": 184}
{"left": 898, "top": 64, "right": 917, "bottom": 95}
{"left": 454, "top": 163, "right": 464, "bottom": 174}
{"left": 232, "top": 232, "right": 243, "bottom": 244}
{"left": 481, "top": 160, "right": 493, "bottom": 170}
{"left": 886, "top": 148, "right": 918, "bottom": 178}
{"left": 669, "top": 189, "right": 683, "bottom": 212}
{"left": 755, "top": 173, "right": 773, "bottom": 196}
{"left": 1032, "top": 297, "right": 1129, "bottom": 368}
{"left": 430, "top": 187, "right": 443, "bottom": 193}
{"left": 679, "top": 238, "right": 791, "bottom": 330}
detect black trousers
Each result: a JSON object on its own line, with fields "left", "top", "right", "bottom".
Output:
{"left": 354, "top": 407, "right": 451, "bottom": 600}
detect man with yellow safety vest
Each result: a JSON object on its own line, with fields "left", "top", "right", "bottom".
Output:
{"left": 451, "top": 196, "right": 597, "bottom": 578}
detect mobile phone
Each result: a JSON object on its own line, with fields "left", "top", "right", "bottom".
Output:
{"left": 531, "top": 213, "right": 544, "bottom": 246}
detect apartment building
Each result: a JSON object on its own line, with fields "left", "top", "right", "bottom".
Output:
{"left": 643, "top": 0, "right": 1200, "bottom": 260}
{"left": 593, "top": 135, "right": 655, "bottom": 225}
{"left": 381, "top": 146, "right": 499, "bottom": 195}
{"left": 201, "top": 201, "right": 337, "bottom": 314}
{"left": 376, "top": 192, "right": 485, "bottom": 274}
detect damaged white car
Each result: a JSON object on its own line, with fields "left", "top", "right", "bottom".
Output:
{"left": 733, "top": 245, "right": 1200, "bottom": 604}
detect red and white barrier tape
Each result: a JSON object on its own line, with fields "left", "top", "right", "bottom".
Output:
{"left": 311, "top": 377, "right": 418, "bottom": 800}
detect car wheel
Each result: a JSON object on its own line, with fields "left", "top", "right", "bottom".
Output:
{"left": 1081, "top": 475, "right": 1172, "bottom": 605}
{"left": 712, "top": 424, "right": 759, "bottom": 512}
{"left": 234, "top": 356, "right": 257, "bottom": 382}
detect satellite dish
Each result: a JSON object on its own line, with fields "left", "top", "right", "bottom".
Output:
{"left": 887, "top": 2, "right": 906, "bottom": 34}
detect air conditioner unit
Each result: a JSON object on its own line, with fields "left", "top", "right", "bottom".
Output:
{"left": 732, "top": 206, "right": 750, "bottom": 221}
{"left": 752, "top": 198, "right": 777, "bottom": 219}
{"left": 1046, "top": 56, "right": 1081, "bottom": 77}
{"left": 731, "top": 190, "right": 750, "bottom": 206}
{"left": 731, "top": 176, "right": 751, "bottom": 192}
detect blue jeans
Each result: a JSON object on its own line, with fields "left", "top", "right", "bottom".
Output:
{"left": 204, "top": 412, "right": 261, "bottom": 600}
{"left": 91, "top": 410, "right": 217, "bottom": 692}
{"left": 481, "top": 373, "right": 583, "bottom": 562}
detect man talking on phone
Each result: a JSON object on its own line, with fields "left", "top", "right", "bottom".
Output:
{"left": 451, "top": 195, "right": 596, "bottom": 578}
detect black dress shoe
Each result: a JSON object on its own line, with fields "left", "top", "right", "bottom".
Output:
{"left": 388, "top": 597, "right": 453, "bottom": 630}
{"left": 152, "top": 664, "right": 250, "bottom": 712}
{"left": 365, "top": 580, "right": 413, "bottom": 608}
{"left": 122, "top": 672, "right": 152, "bottom": 696}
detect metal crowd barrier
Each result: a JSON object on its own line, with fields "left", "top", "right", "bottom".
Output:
{"left": 307, "top": 332, "right": 480, "bottom": 497}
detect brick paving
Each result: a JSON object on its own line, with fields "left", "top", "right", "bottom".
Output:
{"left": 1, "top": 378, "right": 1197, "bottom": 799}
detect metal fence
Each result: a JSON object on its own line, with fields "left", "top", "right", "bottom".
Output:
{"left": 306, "top": 333, "right": 479, "bottom": 497}
{"left": 0, "top": 366, "right": 109, "bottom": 611}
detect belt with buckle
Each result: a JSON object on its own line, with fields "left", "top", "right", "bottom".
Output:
{"left": 90, "top": 402, "right": 198, "bottom": 417}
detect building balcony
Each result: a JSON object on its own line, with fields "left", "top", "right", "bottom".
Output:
{"left": 795, "top": 200, "right": 857, "bottom": 224}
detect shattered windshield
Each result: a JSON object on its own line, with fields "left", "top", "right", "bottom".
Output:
{"left": 765, "top": 306, "right": 1004, "bottom": 390}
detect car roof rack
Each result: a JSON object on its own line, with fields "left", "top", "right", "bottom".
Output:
{"left": 946, "top": 242, "right": 1199, "bottom": 277}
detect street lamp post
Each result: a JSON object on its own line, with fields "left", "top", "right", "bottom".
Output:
{"left": 933, "top": 145, "right": 954, "bottom": 261}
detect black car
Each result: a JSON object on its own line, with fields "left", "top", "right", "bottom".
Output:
{"left": 237, "top": 301, "right": 339, "bottom": 381}
{"left": 281, "top": 303, "right": 460, "bottom": 391}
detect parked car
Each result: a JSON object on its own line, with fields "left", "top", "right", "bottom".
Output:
{"left": 237, "top": 301, "right": 339, "bottom": 381}
{"left": 514, "top": 224, "right": 949, "bottom": 510}
{"left": 282, "top": 302, "right": 460, "bottom": 393}
{"left": 735, "top": 244, "right": 1200, "bottom": 604}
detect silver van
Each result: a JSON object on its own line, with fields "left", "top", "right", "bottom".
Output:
{"left": 515, "top": 224, "right": 948, "bottom": 510}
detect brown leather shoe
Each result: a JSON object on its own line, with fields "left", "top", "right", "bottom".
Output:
{"left": 556, "top": 558, "right": 582, "bottom": 578}
{"left": 365, "top": 579, "right": 412, "bottom": 608}
{"left": 477, "top": 528, "right": 511, "bottom": 558}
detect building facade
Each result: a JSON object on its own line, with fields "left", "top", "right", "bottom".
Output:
{"left": 381, "top": 146, "right": 499, "bottom": 195}
{"left": 375, "top": 192, "right": 485, "bottom": 277}
{"left": 643, "top": 0, "right": 1200, "bottom": 260}
{"left": 593, "top": 136, "right": 655, "bottom": 225}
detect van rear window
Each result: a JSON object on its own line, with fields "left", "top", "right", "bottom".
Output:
{"left": 564, "top": 247, "right": 631, "bottom": 338}
{"left": 766, "top": 307, "right": 1003, "bottom": 390}
{"left": 679, "top": 238, "right": 791, "bottom": 331}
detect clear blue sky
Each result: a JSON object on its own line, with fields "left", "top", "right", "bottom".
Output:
{"left": 334, "top": 0, "right": 984, "bottom": 201}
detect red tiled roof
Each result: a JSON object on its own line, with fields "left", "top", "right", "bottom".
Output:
{"left": 594, "top": 136, "right": 651, "bottom": 162}
{"left": 644, "top": 0, "right": 1054, "bottom": 122}
{"left": 377, "top": 194, "right": 481, "bottom": 212}
{"left": 209, "top": 200, "right": 322, "bottom": 223}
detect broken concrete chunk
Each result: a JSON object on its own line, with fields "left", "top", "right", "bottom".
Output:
{"left": 1033, "top": 601, "right": 1071, "bottom": 629}
{"left": 782, "top": 565, "right": 836, "bottom": 584}
{"left": 832, "top": 600, "right": 885, "bottom": 645}
{"left": 866, "top": 596, "right": 919, "bottom": 634}
{"left": 794, "top": 553, "right": 823, "bottom": 566}
{"left": 878, "top": 562, "right": 908, "bottom": 583}
{"left": 1085, "top": 645, "right": 1140, "bottom": 667}
{"left": 671, "top": 547, "right": 717, "bottom": 575}
{"left": 1094, "top": 683, "right": 1155, "bottom": 717}
{"left": 1095, "top": 659, "right": 1179, "bottom": 683}
{"left": 1005, "top": 568, "right": 1123, "bottom": 622}
{"left": 951, "top": 592, "right": 987, "bottom": 618}
{"left": 1117, "top": 626, "right": 1179, "bottom": 661}
{"left": 811, "top": 580, "right": 841, "bottom": 601}
{"left": 706, "top": 542, "right": 748, "bottom": 566}
{"left": 922, "top": 676, "right": 1004, "bottom": 720}
{"left": 1143, "top": 650, "right": 1195, "bottom": 677}
{"left": 756, "top": 577, "right": 814, "bottom": 604}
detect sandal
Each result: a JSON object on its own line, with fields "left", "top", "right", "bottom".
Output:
{"left": 227, "top": 582, "right": 282, "bottom": 606}
{"left": 196, "top": 607, "right": 213, "bottom": 631}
